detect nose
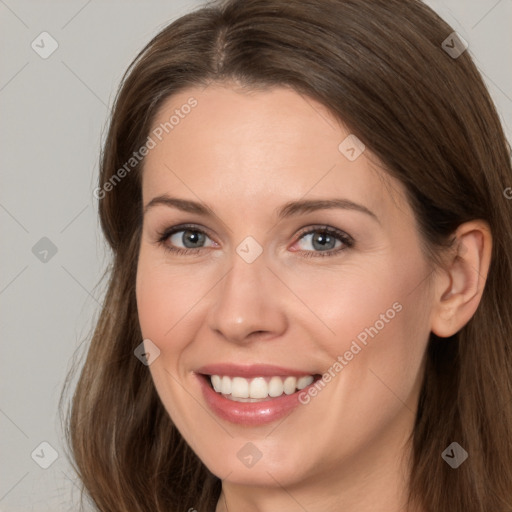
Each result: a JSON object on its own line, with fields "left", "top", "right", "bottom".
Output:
{"left": 206, "top": 250, "right": 289, "bottom": 344}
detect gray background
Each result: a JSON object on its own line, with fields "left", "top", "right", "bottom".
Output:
{"left": 1, "top": 0, "right": 511, "bottom": 510}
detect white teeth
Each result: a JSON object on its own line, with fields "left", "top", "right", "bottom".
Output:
{"left": 283, "top": 376, "right": 297, "bottom": 395}
{"left": 297, "top": 375, "right": 314, "bottom": 390}
{"left": 249, "top": 377, "right": 268, "bottom": 399}
{"left": 268, "top": 376, "right": 284, "bottom": 397}
{"left": 231, "top": 377, "right": 249, "bottom": 398}
{"left": 209, "top": 374, "right": 315, "bottom": 399}
{"left": 221, "top": 376, "right": 232, "bottom": 395}
{"left": 211, "top": 375, "right": 222, "bottom": 392}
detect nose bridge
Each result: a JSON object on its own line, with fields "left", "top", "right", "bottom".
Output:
{"left": 207, "top": 245, "right": 288, "bottom": 342}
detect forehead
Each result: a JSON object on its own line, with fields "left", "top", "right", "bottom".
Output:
{"left": 141, "top": 84, "right": 410, "bottom": 225}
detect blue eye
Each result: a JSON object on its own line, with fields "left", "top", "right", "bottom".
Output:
{"left": 168, "top": 229, "right": 212, "bottom": 249}
{"left": 156, "top": 224, "right": 354, "bottom": 258}
{"left": 294, "top": 226, "right": 354, "bottom": 258}
{"left": 157, "top": 224, "right": 215, "bottom": 256}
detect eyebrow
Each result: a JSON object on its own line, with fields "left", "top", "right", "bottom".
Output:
{"left": 143, "top": 194, "right": 379, "bottom": 223}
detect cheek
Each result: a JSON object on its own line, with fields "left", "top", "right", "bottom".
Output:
{"left": 135, "top": 255, "right": 199, "bottom": 424}
{"left": 136, "top": 271, "right": 170, "bottom": 344}
{"left": 289, "top": 266, "right": 431, "bottom": 467}
{"left": 135, "top": 250, "right": 205, "bottom": 349}
{"left": 290, "top": 254, "right": 428, "bottom": 353}
{"left": 293, "top": 251, "right": 431, "bottom": 406}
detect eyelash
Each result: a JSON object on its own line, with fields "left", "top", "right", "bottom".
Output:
{"left": 155, "top": 223, "right": 354, "bottom": 258}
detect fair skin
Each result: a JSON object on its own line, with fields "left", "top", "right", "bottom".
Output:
{"left": 135, "top": 83, "right": 492, "bottom": 512}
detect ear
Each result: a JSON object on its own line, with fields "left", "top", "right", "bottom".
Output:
{"left": 430, "top": 220, "right": 492, "bottom": 338}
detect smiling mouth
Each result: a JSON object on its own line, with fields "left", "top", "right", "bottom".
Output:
{"left": 200, "top": 374, "right": 322, "bottom": 402}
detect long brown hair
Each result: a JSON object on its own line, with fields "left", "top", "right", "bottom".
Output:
{"left": 60, "top": 0, "right": 512, "bottom": 510}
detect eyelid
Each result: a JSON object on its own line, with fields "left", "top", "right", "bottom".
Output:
{"left": 157, "top": 223, "right": 216, "bottom": 243}
{"left": 290, "top": 224, "right": 354, "bottom": 256}
{"left": 294, "top": 224, "right": 354, "bottom": 244}
{"left": 155, "top": 222, "right": 354, "bottom": 257}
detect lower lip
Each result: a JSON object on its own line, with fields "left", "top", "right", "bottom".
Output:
{"left": 196, "top": 374, "right": 314, "bottom": 426}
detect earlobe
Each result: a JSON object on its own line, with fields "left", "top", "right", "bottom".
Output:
{"left": 430, "top": 221, "right": 492, "bottom": 338}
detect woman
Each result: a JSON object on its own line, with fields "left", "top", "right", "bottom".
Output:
{"left": 61, "top": 0, "right": 512, "bottom": 510}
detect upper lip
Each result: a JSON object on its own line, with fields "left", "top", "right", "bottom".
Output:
{"left": 195, "top": 363, "right": 318, "bottom": 378}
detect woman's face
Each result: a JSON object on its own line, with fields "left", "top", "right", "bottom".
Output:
{"left": 136, "top": 84, "right": 435, "bottom": 491}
